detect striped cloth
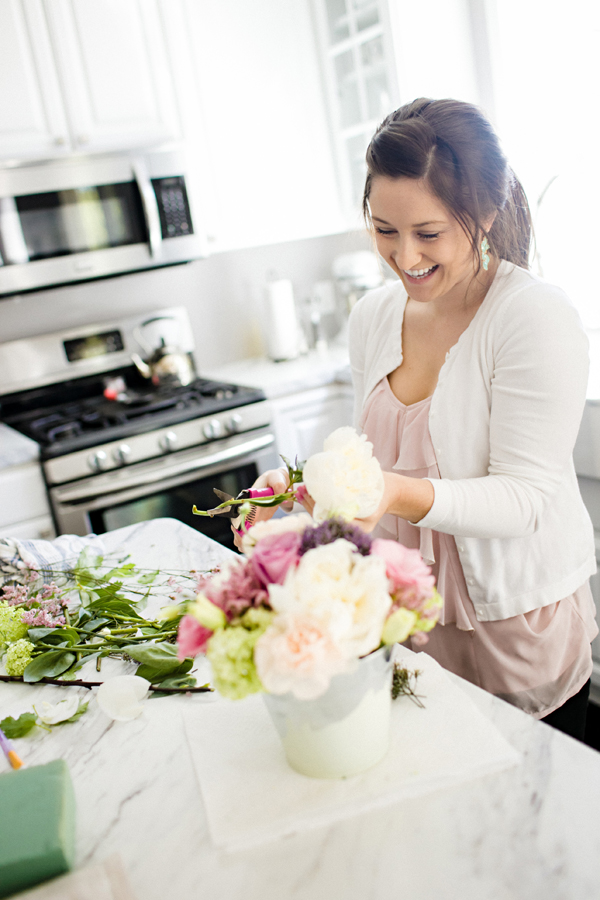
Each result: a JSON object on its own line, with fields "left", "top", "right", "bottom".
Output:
{"left": 0, "top": 533, "right": 106, "bottom": 581}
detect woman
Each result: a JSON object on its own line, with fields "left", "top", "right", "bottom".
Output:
{"left": 251, "top": 98, "right": 597, "bottom": 740}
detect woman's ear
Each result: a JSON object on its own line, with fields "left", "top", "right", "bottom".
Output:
{"left": 483, "top": 210, "right": 498, "bottom": 233}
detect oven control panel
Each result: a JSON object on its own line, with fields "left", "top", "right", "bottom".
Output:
{"left": 44, "top": 400, "right": 272, "bottom": 486}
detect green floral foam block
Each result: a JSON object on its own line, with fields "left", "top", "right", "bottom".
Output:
{"left": 0, "top": 759, "right": 76, "bottom": 898}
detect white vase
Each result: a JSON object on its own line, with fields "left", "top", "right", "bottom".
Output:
{"left": 263, "top": 646, "right": 393, "bottom": 779}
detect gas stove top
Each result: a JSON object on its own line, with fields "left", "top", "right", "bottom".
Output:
{"left": 1, "top": 369, "right": 265, "bottom": 459}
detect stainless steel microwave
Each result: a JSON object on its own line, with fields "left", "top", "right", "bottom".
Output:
{"left": 0, "top": 147, "right": 205, "bottom": 296}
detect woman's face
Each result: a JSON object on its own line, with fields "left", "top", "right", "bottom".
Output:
{"left": 368, "top": 176, "right": 482, "bottom": 306}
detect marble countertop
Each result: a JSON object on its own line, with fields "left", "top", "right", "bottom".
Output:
{"left": 2, "top": 517, "right": 600, "bottom": 900}
{"left": 0, "top": 423, "right": 40, "bottom": 470}
{"left": 203, "top": 345, "right": 351, "bottom": 399}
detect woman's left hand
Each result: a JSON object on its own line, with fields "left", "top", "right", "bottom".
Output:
{"left": 354, "top": 472, "right": 435, "bottom": 532}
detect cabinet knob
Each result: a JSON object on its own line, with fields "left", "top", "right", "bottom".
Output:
{"left": 159, "top": 431, "right": 178, "bottom": 452}
{"left": 53, "top": 136, "right": 67, "bottom": 146}
{"left": 77, "top": 134, "right": 90, "bottom": 145}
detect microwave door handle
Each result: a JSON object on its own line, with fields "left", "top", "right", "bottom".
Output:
{"left": 0, "top": 197, "right": 29, "bottom": 264}
{"left": 132, "top": 158, "right": 162, "bottom": 257}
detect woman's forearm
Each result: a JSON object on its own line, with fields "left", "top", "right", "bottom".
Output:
{"left": 357, "top": 471, "right": 435, "bottom": 531}
{"left": 384, "top": 471, "right": 435, "bottom": 524}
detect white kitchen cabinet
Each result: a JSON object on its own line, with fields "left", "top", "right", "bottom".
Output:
{"left": 0, "top": 461, "right": 55, "bottom": 539}
{"left": 270, "top": 383, "right": 354, "bottom": 463}
{"left": 0, "top": 0, "right": 181, "bottom": 161}
{"left": 0, "top": 0, "right": 69, "bottom": 160}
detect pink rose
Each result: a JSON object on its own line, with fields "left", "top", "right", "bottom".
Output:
{"left": 371, "top": 539, "right": 435, "bottom": 611}
{"left": 250, "top": 531, "right": 302, "bottom": 587}
{"left": 177, "top": 614, "right": 213, "bottom": 660}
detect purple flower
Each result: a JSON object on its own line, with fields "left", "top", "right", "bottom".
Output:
{"left": 299, "top": 518, "right": 373, "bottom": 556}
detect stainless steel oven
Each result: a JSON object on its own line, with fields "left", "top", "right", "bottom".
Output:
{"left": 49, "top": 431, "right": 277, "bottom": 547}
{"left": 0, "top": 147, "right": 204, "bottom": 296}
{"left": 0, "top": 308, "right": 280, "bottom": 552}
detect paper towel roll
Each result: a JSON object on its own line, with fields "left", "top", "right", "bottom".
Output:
{"left": 264, "top": 279, "right": 299, "bottom": 362}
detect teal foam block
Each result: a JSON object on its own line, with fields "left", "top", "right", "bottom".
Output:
{"left": 0, "top": 759, "right": 76, "bottom": 898}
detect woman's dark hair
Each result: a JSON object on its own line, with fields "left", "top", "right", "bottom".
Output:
{"left": 363, "top": 98, "right": 532, "bottom": 269}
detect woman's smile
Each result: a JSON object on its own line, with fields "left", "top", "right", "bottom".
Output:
{"left": 368, "top": 175, "right": 492, "bottom": 309}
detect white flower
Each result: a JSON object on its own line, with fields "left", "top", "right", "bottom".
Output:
{"left": 302, "top": 427, "right": 384, "bottom": 523}
{"left": 241, "top": 512, "right": 313, "bottom": 556}
{"left": 96, "top": 675, "right": 150, "bottom": 721}
{"left": 255, "top": 610, "right": 351, "bottom": 700}
{"left": 35, "top": 695, "right": 80, "bottom": 725}
{"left": 270, "top": 539, "right": 391, "bottom": 658}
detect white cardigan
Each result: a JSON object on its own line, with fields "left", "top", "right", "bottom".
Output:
{"left": 349, "top": 260, "right": 596, "bottom": 622}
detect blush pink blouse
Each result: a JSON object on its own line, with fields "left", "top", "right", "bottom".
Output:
{"left": 361, "top": 376, "right": 598, "bottom": 718}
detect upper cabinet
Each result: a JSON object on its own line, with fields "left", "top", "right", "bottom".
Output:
{"left": 0, "top": 0, "right": 181, "bottom": 161}
{"left": 182, "top": 0, "right": 348, "bottom": 253}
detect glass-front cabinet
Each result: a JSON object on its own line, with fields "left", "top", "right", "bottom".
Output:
{"left": 313, "top": 0, "right": 399, "bottom": 210}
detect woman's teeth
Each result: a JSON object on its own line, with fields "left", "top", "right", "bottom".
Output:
{"left": 405, "top": 266, "right": 437, "bottom": 279}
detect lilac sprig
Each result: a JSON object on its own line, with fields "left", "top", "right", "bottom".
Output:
{"left": 299, "top": 518, "right": 373, "bottom": 556}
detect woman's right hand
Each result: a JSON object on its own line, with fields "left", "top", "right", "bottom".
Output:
{"left": 231, "top": 467, "right": 291, "bottom": 550}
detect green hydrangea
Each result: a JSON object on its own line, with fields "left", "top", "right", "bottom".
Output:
{"left": 5, "top": 639, "right": 34, "bottom": 676}
{"left": 207, "top": 607, "right": 274, "bottom": 700}
{"left": 0, "top": 601, "right": 28, "bottom": 645}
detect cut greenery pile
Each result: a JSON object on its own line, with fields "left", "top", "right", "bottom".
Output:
{"left": 0, "top": 546, "right": 210, "bottom": 691}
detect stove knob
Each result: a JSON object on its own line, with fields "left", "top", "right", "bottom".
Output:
{"left": 88, "top": 450, "right": 108, "bottom": 472}
{"left": 159, "top": 431, "right": 178, "bottom": 452}
{"left": 203, "top": 418, "right": 223, "bottom": 440}
{"left": 227, "top": 413, "right": 243, "bottom": 434}
{"left": 112, "top": 443, "right": 132, "bottom": 465}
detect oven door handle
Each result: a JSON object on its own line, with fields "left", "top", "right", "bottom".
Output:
{"left": 54, "top": 434, "right": 275, "bottom": 504}
{"left": 133, "top": 157, "right": 162, "bottom": 257}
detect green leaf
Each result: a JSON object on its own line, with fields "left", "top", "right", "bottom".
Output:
{"left": 76, "top": 547, "right": 104, "bottom": 572}
{"left": 122, "top": 641, "right": 180, "bottom": 673}
{"left": 137, "top": 570, "right": 159, "bottom": 585}
{"left": 88, "top": 599, "right": 140, "bottom": 618}
{"left": 153, "top": 673, "right": 197, "bottom": 690}
{"left": 0, "top": 712, "right": 38, "bottom": 738}
{"left": 135, "top": 657, "right": 192, "bottom": 684}
{"left": 78, "top": 617, "right": 110, "bottom": 633}
{"left": 23, "top": 650, "right": 76, "bottom": 683}
{"left": 28, "top": 627, "right": 79, "bottom": 647}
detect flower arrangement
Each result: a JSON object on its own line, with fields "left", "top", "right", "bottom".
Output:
{"left": 178, "top": 428, "right": 442, "bottom": 701}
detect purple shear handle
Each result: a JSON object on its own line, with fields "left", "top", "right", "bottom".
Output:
{"left": 0, "top": 726, "right": 24, "bottom": 769}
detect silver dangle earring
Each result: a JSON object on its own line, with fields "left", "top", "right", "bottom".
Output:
{"left": 481, "top": 236, "right": 490, "bottom": 271}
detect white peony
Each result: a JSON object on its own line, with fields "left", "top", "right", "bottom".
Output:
{"left": 241, "top": 512, "right": 313, "bottom": 556}
{"left": 302, "top": 427, "right": 384, "bottom": 523}
{"left": 269, "top": 539, "right": 391, "bottom": 659}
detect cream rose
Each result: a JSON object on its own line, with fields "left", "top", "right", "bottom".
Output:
{"left": 269, "top": 539, "right": 391, "bottom": 658}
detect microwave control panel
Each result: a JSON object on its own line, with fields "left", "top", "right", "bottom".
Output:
{"left": 152, "top": 176, "right": 194, "bottom": 238}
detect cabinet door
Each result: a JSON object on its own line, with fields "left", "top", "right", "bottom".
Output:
{"left": 271, "top": 385, "right": 354, "bottom": 463}
{"left": 43, "top": 0, "right": 181, "bottom": 153}
{"left": 0, "top": 0, "right": 69, "bottom": 160}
